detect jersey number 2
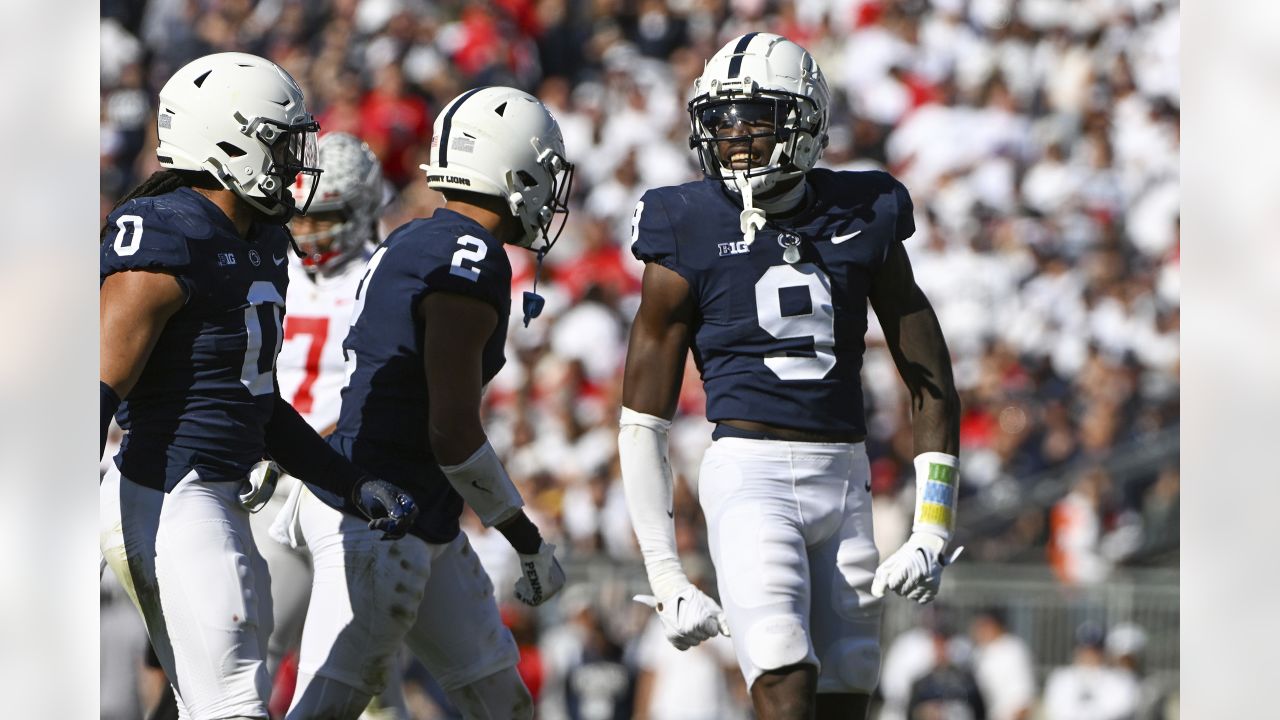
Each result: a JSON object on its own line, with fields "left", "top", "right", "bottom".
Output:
{"left": 241, "top": 281, "right": 285, "bottom": 396}
{"left": 450, "top": 235, "right": 487, "bottom": 281}
{"left": 755, "top": 263, "right": 837, "bottom": 381}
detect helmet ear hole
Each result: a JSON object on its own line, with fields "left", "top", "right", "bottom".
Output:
{"left": 516, "top": 170, "right": 539, "bottom": 187}
{"left": 217, "top": 141, "right": 246, "bottom": 158}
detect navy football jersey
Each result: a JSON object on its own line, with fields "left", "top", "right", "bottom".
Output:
{"left": 101, "top": 187, "right": 293, "bottom": 491}
{"left": 321, "top": 208, "right": 511, "bottom": 543}
{"left": 631, "top": 169, "right": 915, "bottom": 436}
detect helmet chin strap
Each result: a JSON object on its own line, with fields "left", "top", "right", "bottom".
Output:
{"left": 736, "top": 174, "right": 767, "bottom": 247}
{"left": 731, "top": 169, "right": 807, "bottom": 247}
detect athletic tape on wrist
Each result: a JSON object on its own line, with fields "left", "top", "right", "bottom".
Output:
{"left": 912, "top": 452, "right": 959, "bottom": 541}
{"left": 439, "top": 441, "right": 524, "bottom": 527}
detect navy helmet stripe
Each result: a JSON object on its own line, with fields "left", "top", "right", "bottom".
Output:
{"left": 726, "top": 33, "right": 760, "bottom": 79}
{"left": 438, "top": 87, "right": 487, "bottom": 168}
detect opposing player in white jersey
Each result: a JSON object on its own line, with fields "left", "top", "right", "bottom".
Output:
{"left": 619, "top": 34, "right": 963, "bottom": 720}
{"left": 245, "top": 131, "right": 410, "bottom": 717}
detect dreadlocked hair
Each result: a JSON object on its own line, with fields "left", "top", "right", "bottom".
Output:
{"left": 100, "top": 169, "right": 221, "bottom": 239}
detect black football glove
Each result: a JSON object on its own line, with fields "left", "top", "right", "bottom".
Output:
{"left": 351, "top": 476, "right": 419, "bottom": 540}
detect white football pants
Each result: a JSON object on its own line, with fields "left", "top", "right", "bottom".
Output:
{"left": 248, "top": 477, "right": 410, "bottom": 718}
{"left": 698, "top": 437, "right": 883, "bottom": 693}
{"left": 285, "top": 487, "right": 524, "bottom": 720}
{"left": 100, "top": 463, "right": 272, "bottom": 720}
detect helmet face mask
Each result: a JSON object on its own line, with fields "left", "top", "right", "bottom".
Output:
{"left": 247, "top": 114, "right": 323, "bottom": 216}
{"left": 511, "top": 142, "right": 575, "bottom": 253}
{"left": 156, "top": 52, "right": 323, "bottom": 223}
{"left": 421, "top": 87, "right": 574, "bottom": 255}
{"left": 687, "top": 34, "right": 830, "bottom": 198}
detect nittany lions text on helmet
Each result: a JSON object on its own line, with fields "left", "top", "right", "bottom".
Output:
{"left": 420, "top": 86, "right": 574, "bottom": 252}
{"left": 688, "top": 33, "right": 831, "bottom": 199}
{"left": 291, "top": 132, "right": 385, "bottom": 275}
{"left": 156, "top": 52, "right": 322, "bottom": 221}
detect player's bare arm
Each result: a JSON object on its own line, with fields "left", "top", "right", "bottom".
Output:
{"left": 621, "top": 261, "right": 695, "bottom": 418}
{"left": 868, "top": 241, "right": 961, "bottom": 455}
{"left": 420, "top": 290, "right": 497, "bottom": 464}
{"left": 99, "top": 269, "right": 185, "bottom": 456}
{"left": 100, "top": 270, "right": 185, "bottom": 398}
{"left": 869, "top": 241, "right": 963, "bottom": 604}
{"left": 422, "top": 289, "right": 565, "bottom": 605}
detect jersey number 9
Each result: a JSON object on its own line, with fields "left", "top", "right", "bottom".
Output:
{"left": 754, "top": 263, "right": 836, "bottom": 381}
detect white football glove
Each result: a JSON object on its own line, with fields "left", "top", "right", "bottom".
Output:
{"left": 514, "top": 542, "right": 566, "bottom": 606}
{"left": 872, "top": 533, "right": 964, "bottom": 604}
{"left": 635, "top": 584, "right": 731, "bottom": 651}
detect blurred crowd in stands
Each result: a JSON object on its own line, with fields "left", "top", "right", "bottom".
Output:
{"left": 101, "top": 0, "right": 1179, "bottom": 717}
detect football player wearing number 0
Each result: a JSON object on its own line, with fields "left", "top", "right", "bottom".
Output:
{"left": 98, "top": 53, "right": 419, "bottom": 720}
{"left": 619, "top": 34, "right": 962, "bottom": 720}
{"left": 284, "top": 87, "right": 573, "bottom": 720}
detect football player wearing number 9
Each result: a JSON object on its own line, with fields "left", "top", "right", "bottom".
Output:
{"left": 619, "top": 34, "right": 962, "bottom": 720}
{"left": 283, "top": 86, "right": 573, "bottom": 720}
{"left": 99, "top": 53, "right": 419, "bottom": 720}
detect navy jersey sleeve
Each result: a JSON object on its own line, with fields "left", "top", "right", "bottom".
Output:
{"left": 416, "top": 226, "right": 510, "bottom": 312}
{"left": 629, "top": 190, "right": 697, "bottom": 286}
{"left": 101, "top": 201, "right": 192, "bottom": 276}
{"left": 892, "top": 177, "right": 916, "bottom": 243}
{"left": 100, "top": 194, "right": 218, "bottom": 298}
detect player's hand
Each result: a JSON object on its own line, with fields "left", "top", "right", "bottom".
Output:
{"left": 239, "top": 460, "right": 282, "bottom": 512}
{"left": 514, "top": 541, "right": 566, "bottom": 606}
{"left": 872, "top": 533, "right": 963, "bottom": 604}
{"left": 352, "top": 476, "right": 419, "bottom": 540}
{"left": 635, "top": 584, "right": 730, "bottom": 651}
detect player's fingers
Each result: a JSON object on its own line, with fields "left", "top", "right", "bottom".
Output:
{"left": 871, "top": 569, "right": 888, "bottom": 598}
{"left": 717, "top": 613, "right": 731, "bottom": 637}
{"left": 634, "top": 594, "right": 658, "bottom": 609}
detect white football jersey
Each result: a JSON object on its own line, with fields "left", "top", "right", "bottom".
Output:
{"left": 277, "top": 256, "right": 369, "bottom": 431}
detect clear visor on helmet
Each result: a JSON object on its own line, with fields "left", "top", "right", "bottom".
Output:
{"left": 696, "top": 99, "right": 779, "bottom": 138}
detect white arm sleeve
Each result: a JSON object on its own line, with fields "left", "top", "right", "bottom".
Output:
{"left": 618, "top": 406, "right": 689, "bottom": 599}
{"left": 439, "top": 441, "right": 524, "bottom": 527}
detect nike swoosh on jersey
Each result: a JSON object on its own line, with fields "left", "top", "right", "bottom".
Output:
{"left": 273, "top": 254, "right": 288, "bottom": 266}
{"left": 831, "top": 230, "right": 862, "bottom": 244}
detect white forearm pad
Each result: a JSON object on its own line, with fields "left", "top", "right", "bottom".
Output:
{"left": 618, "top": 407, "right": 687, "bottom": 599}
{"left": 439, "top": 441, "right": 524, "bottom": 527}
{"left": 912, "top": 452, "right": 960, "bottom": 543}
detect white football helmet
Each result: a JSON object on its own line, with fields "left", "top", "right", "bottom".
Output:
{"left": 688, "top": 33, "right": 830, "bottom": 197}
{"left": 291, "top": 132, "right": 384, "bottom": 274}
{"left": 156, "top": 52, "right": 321, "bottom": 221}
{"left": 420, "top": 86, "right": 574, "bottom": 251}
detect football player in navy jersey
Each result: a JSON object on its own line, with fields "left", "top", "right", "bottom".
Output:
{"left": 99, "top": 53, "right": 419, "bottom": 720}
{"left": 283, "top": 87, "right": 573, "bottom": 720}
{"left": 618, "top": 34, "right": 962, "bottom": 720}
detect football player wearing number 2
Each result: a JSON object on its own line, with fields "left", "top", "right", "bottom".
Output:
{"left": 619, "top": 34, "right": 963, "bottom": 720}
{"left": 99, "top": 53, "right": 418, "bottom": 720}
{"left": 247, "top": 131, "right": 414, "bottom": 717}
{"left": 283, "top": 87, "right": 572, "bottom": 719}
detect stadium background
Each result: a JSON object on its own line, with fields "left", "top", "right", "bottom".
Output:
{"left": 99, "top": 0, "right": 1180, "bottom": 717}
